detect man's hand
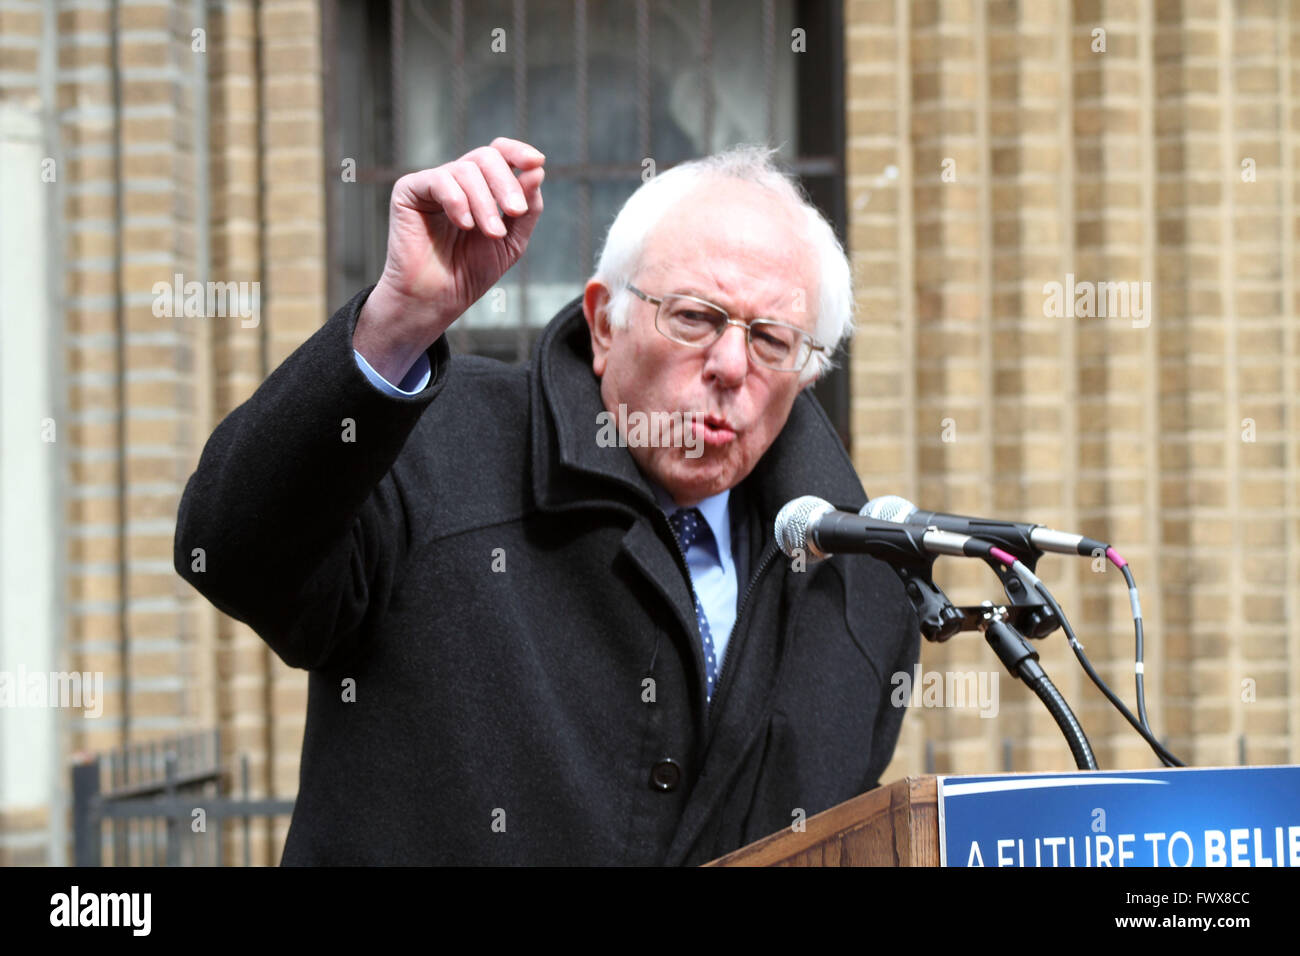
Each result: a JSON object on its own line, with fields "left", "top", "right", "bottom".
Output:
{"left": 354, "top": 137, "right": 546, "bottom": 384}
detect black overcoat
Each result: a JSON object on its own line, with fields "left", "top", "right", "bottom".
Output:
{"left": 173, "top": 284, "right": 921, "bottom": 865}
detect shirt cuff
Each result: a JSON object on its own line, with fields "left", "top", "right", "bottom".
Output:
{"left": 353, "top": 349, "right": 433, "bottom": 396}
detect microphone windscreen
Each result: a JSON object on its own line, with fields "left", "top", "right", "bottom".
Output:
{"left": 860, "top": 494, "right": 917, "bottom": 523}
{"left": 774, "top": 495, "right": 835, "bottom": 558}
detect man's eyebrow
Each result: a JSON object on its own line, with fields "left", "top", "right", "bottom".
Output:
{"left": 669, "top": 286, "right": 717, "bottom": 302}
{"left": 671, "top": 287, "right": 785, "bottom": 321}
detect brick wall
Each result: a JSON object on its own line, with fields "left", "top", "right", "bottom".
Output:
{"left": 847, "top": 0, "right": 1300, "bottom": 781}
{"left": 0, "top": 0, "right": 322, "bottom": 864}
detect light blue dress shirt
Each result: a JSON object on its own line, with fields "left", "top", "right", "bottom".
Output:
{"left": 355, "top": 348, "right": 741, "bottom": 677}
{"left": 650, "top": 484, "right": 740, "bottom": 676}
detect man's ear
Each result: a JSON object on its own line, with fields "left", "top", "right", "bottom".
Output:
{"left": 583, "top": 279, "right": 614, "bottom": 377}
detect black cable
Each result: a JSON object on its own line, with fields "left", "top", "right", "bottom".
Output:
{"left": 1028, "top": 574, "right": 1184, "bottom": 767}
{"left": 1119, "top": 563, "right": 1152, "bottom": 735}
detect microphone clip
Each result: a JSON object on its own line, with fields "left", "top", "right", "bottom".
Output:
{"left": 893, "top": 562, "right": 965, "bottom": 642}
{"left": 982, "top": 551, "right": 1062, "bottom": 639}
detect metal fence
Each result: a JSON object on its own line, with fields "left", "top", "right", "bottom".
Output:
{"left": 71, "top": 731, "right": 295, "bottom": 866}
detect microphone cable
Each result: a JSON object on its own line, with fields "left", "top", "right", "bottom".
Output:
{"left": 985, "top": 547, "right": 1184, "bottom": 768}
{"left": 1101, "top": 546, "right": 1151, "bottom": 737}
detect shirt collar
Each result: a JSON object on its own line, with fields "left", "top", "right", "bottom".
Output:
{"left": 650, "top": 482, "right": 733, "bottom": 566}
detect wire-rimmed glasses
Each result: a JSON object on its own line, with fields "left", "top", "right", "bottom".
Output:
{"left": 627, "top": 284, "right": 825, "bottom": 373}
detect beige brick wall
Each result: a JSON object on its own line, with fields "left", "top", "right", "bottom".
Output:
{"left": 848, "top": 0, "right": 1300, "bottom": 782}
{"left": 0, "top": 0, "right": 320, "bottom": 864}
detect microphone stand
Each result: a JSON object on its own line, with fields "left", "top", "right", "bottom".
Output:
{"left": 980, "top": 607, "right": 1097, "bottom": 771}
{"left": 887, "top": 562, "right": 1097, "bottom": 768}
{"left": 832, "top": 511, "right": 1098, "bottom": 769}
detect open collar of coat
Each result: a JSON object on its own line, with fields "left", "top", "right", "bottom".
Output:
{"left": 529, "top": 295, "right": 869, "bottom": 522}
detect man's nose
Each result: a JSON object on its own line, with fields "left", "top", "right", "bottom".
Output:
{"left": 703, "top": 323, "right": 749, "bottom": 386}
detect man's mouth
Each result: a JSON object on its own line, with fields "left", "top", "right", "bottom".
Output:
{"left": 691, "top": 414, "right": 737, "bottom": 446}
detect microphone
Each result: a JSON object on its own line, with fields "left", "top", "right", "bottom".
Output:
{"left": 860, "top": 495, "right": 1108, "bottom": 562}
{"left": 774, "top": 495, "right": 996, "bottom": 563}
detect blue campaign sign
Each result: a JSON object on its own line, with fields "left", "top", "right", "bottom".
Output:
{"left": 937, "top": 765, "right": 1300, "bottom": 867}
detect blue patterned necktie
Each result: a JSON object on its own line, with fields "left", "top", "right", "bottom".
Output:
{"left": 668, "top": 507, "right": 719, "bottom": 703}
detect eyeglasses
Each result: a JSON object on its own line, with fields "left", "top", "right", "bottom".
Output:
{"left": 626, "top": 284, "right": 826, "bottom": 373}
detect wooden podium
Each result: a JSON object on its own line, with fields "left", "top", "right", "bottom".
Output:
{"left": 706, "top": 776, "right": 940, "bottom": 866}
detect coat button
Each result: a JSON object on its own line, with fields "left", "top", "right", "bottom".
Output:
{"left": 649, "top": 758, "right": 682, "bottom": 792}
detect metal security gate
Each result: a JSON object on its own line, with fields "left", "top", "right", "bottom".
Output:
{"left": 71, "top": 731, "right": 296, "bottom": 866}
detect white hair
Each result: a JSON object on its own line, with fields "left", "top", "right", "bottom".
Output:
{"left": 591, "top": 145, "right": 854, "bottom": 383}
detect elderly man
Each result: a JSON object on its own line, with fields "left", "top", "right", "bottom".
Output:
{"left": 174, "top": 138, "right": 919, "bottom": 865}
